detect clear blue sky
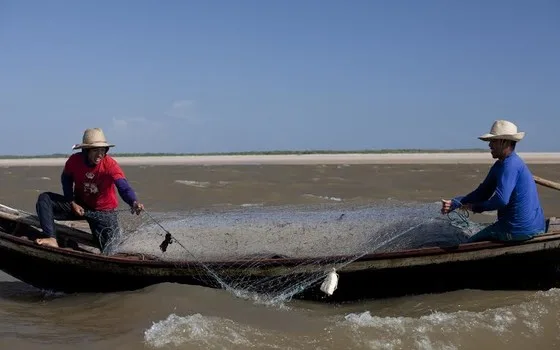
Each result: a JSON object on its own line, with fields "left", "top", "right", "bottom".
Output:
{"left": 1, "top": 0, "right": 559, "bottom": 155}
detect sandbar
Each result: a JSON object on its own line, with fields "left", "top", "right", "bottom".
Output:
{"left": 2, "top": 152, "right": 560, "bottom": 167}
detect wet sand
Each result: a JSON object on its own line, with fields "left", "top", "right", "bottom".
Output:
{"left": 2, "top": 151, "right": 560, "bottom": 166}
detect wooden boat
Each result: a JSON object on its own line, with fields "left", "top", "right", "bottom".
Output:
{"left": 1, "top": 203, "right": 560, "bottom": 302}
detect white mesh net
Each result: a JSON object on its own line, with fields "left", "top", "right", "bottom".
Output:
{"left": 91, "top": 201, "right": 485, "bottom": 304}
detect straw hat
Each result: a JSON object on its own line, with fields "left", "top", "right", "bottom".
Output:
{"left": 478, "top": 120, "right": 525, "bottom": 142}
{"left": 72, "top": 128, "right": 115, "bottom": 150}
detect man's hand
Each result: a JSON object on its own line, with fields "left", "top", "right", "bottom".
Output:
{"left": 71, "top": 201, "right": 85, "bottom": 217}
{"left": 441, "top": 199, "right": 453, "bottom": 214}
{"left": 441, "top": 199, "right": 473, "bottom": 215}
{"left": 131, "top": 201, "right": 144, "bottom": 215}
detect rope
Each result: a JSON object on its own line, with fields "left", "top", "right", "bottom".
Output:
{"left": 446, "top": 199, "right": 472, "bottom": 231}
{"left": 142, "top": 209, "right": 229, "bottom": 289}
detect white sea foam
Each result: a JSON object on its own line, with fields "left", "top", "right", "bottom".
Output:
{"left": 174, "top": 180, "right": 232, "bottom": 188}
{"left": 342, "top": 288, "right": 560, "bottom": 349}
{"left": 144, "top": 313, "right": 253, "bottom": 348}
{"left": 174, "top": 180, "right": 211, "bottom": 188}
{"left": 240, "top": 203, "right": 264, "bottom": 207}
{"left": 25, "top": 176, "right": 51, "bottom": 181}
{"left": 143, "top": 289, "right": 560, "bottom": 350}
{"left": 302, "top": 194, "right": 343, "bottom": 202}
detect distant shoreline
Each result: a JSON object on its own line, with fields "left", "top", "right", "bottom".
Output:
{"left": 2, "top": 152, "right": 560, "bottom": 166}
{"left": 0, "top": 149, "right": 490, "bottom": 160}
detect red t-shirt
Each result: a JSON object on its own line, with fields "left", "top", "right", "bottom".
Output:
{"left": 63, "top": 153, "right": 126, "bottom": 211}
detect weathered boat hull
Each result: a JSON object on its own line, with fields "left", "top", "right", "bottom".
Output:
{"left": 1, "top": 205, "right": 560, "bottom": 302}
{"left": 313, "top": 246, "right": 560, "bottom": 301}
{"left": 0, "top": 235, "right": 205, "bottom": 293}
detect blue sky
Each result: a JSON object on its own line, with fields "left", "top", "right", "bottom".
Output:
{"left": 1, "top": 0, "right": 559, "bottom": 155}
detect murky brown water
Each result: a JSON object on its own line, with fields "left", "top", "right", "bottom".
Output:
{"left": 1, "top": 163, "right": 559, "bottom": 349}
{"left": 3, "top": 163, "right": 560, "bottom": 214}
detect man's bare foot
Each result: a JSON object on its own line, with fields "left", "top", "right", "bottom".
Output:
{"left": 35, "top": 237, "right": 59, "bottom": 248}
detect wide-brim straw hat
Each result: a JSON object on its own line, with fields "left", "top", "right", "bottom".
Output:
{"left": 478, "top": 120, "right": 525, "bottom": 142}
{"left": 72, "top": 128, "right": 115, "bottom": 150}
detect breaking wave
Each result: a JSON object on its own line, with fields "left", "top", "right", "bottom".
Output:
{"left": 144, "top": 289, "right": 560, "bottom": 350}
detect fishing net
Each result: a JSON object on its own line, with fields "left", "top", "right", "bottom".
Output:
{"left": 88, "top": 201, "right": 486, "bottom": 303}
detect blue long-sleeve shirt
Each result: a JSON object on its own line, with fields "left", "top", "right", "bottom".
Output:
{"left": 452, "top": 152, "right": 545, "bottom": 236}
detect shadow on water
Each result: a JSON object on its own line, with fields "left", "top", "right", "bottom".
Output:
{"left": 0, "top": 281, "right": 65, "bottom": 302}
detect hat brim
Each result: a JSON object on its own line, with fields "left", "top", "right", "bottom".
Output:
{"left": 72, "top": 142, "right": 115, "bottom": 150}
{"left": 478, "top": 132, "right": 525, "bottom": 142}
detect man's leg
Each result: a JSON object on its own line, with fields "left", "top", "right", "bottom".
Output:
{"left": 85, "top": 211, "right": 120, "bottom": 254}
{"left": 502, "top": 232, "right": 542, "bottom": 242}
{"left": 466, "top": 222, "right": 504, "bottom": 243}
{"left": 467, "top": 222, "right": 539, "bottom": 243}
{"left": 35, "top": 192, "right": 78, "bottom": 247}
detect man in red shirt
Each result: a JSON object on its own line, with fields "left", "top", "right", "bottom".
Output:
{"left": 35, "top": 128, "right": 144, "bottom": 254}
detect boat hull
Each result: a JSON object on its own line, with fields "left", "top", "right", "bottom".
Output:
{"left": 305, "top": 247, "right": 560, "bottom": 301}
{"left": 1, "top": 230, "right": 560, "bottom": 302}
{"left": 2, "top": 203, "right": 560, "bottom": 302}
{"left": 0, "top": 236, "right": 206, "bottom": 293}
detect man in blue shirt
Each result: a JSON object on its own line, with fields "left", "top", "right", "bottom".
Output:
{"left": 441, "top": 120, "right": 545, "bottom": 243}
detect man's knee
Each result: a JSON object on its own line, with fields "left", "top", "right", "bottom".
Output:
{"left": 36, "top": 192, "right": 55, "bottom": 213}
{"left": 37, "top": 192, "right": 52, "bottom": 205}
{"left": 467, "top": 224, "right": 500, "bottom": 243}
{"left": 36, "top": 191, "right": 63, "bottom": 206}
